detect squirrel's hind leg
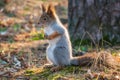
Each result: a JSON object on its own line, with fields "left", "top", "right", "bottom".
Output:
{"left": 53, "top": 47, "right": 70, "bottom": 66}
{"left": 43, "top": 64, "right": 54, "bottom": 69}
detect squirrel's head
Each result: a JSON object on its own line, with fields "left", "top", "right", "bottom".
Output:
{"left": 38, "top": 4, "right": 56, "bottom": 27}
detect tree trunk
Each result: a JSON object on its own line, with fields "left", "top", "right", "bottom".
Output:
{"left": 68, "top": 0, "right": 120, "bottom": 45}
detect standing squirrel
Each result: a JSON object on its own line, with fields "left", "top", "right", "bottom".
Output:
{"left": 37, "top": 4, "right": 115, "bottom": 68}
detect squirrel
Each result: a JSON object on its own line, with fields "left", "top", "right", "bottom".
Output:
{"left": 37, "top": 4, "right": 116, "bottom": 69}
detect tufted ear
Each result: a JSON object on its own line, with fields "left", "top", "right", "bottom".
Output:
{"left": 47, "top": 4, "right": 55, "bottom": 18}
{"left": 41, "top": 4, "right": 47, "bottom": 13}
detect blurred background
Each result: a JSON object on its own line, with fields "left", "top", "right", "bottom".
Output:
{"left": 0, "top": 0, "right": 120, "bottom": 79}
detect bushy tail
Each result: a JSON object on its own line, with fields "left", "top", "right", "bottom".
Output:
{"left": 70, "top": 52, "right": 116, "bottom": 68}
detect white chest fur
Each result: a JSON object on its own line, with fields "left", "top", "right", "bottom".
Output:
{"left": 46, "top": 44, "right": 56, "bottom": 64}
{"left": 46, "top": 36, "right": 61, "bottom": 65}
{"left": 44, "top": 27, "right": 54, "bottom": 35}
{"left": 44, "top": 26, "right": 61, "bottom": 45}
{"left": 44, "top": 26, "right": 61, "bottom": 65}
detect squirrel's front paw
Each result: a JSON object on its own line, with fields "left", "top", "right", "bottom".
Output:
{"left": 44, "top": 34, "right": 49, "bottom": 39}
{"left": 44, "top": 34, "right": 52, "bottom": 40}
{"left": 43, "top": 64, "right": 54, "bottom": 69}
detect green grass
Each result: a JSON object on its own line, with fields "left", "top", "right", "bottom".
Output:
{"left": 25, "top": 69, "right": 35, "bottom": 76}
{"left": 7, "top": 37, "right": 15, "bottom": 43}
{"left": 72, "top": 34, "right": 120, "bottom": 53}
{"left": 31, "top": 33, "right": 44, "bottom": 40}
{"left": 31, "top": 29, "right": 44, "bottom": 41}
{"left": 25, "top": 66, "right": 87, "bottom": 80}
{"left": 0, "top": 27, "right": 7, "bottom": 32}
{"left": 13, "top": 23, "right": 21, "bottom": 31}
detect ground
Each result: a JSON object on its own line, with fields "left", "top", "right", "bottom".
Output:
{"left": 0, "top": 0, "right": 120, "bottom": 80}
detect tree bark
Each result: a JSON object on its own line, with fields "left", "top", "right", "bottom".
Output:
{"left": 68, "top": 0, "right": 120, "bottom": 45}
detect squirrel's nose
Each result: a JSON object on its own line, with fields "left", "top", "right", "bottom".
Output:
{"left": 38, "top": 22, "right": 40, "bottom": 24}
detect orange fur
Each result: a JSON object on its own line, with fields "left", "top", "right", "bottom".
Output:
{"left": 42, "top": 4, "right": 47, "bottom": 12}
{"left": 47, "top": 4, "right": 56, "bottom": 19}
{"left": 47, "top": 31, "right": 61, "bottom": 40}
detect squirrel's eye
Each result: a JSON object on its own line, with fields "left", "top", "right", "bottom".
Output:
{"left": 43, "top": 18, "right": 47, "bottom": 21}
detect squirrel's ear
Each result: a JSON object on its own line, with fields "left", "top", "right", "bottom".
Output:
{"left": 41, "top": 4, "right": 46, "bottom": 13}
{"left": 47, "top": 4, "right": 55, "bottom": 18}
